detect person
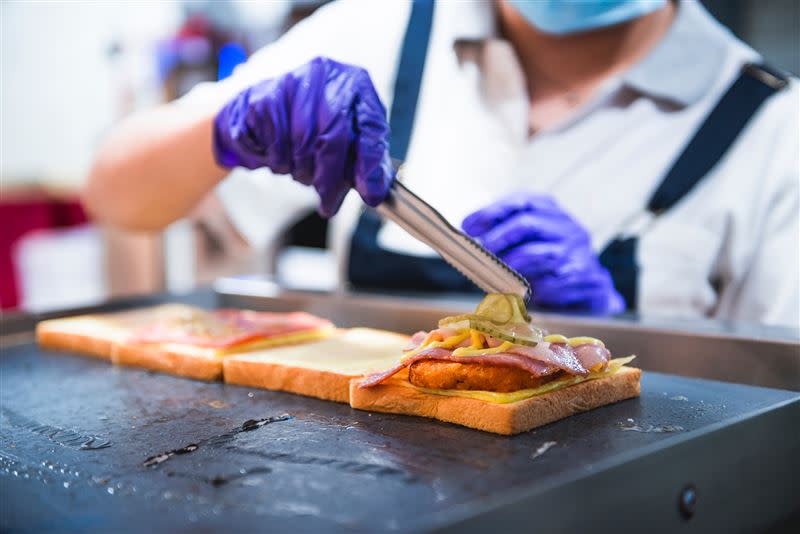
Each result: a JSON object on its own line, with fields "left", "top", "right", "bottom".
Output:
{"left": 84, "top": 0, "right": 799, "bottom": 328}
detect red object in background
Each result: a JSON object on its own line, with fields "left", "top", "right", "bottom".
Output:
{"left": 0, "top": 197, "right": 88, "bottom": 309}
{"left": 177, "top": 15, "right": 212, "bottom": 40}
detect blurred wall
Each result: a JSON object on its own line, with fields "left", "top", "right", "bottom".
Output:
{"left": 703, "top": 0, "right": 799, "bottom": 74}
{"left": 0, "top": 1, "right": 298, "bottom": 311}
{"left": 1, "top": 2, "right": 180, "bottom": 185}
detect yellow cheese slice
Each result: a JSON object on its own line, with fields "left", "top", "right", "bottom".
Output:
{"left": 222, "top": 328, "right": 408, "bottom": 375}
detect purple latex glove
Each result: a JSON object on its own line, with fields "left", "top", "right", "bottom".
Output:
{"left": 213, "top": 57, "right": 393, "bottom": 218}
{"left": 462, "top": 193, "right": 625, "bottom": 314}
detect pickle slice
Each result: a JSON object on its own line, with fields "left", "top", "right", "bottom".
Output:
{"left": 438, "top": 294, "right": 539, "bottom": 345}
{"left": 474, "top": 293, "right": 531, "bottom": 324}
{"left": 438, "top": 314, "right": 482, "bottom": 328}
{"left": 439, "top": 294, "right": 531, "bottom": 326}
{"left": 510, "top": 294, "right": 532, "bottom": 323}
{"left": 474, "top": 294, "right": 514, "bottom": 323}
{"left": 469, "top": 319, "right": 543, "bottom": 346}
{"left": 438, "top": 316, "right": 542, "bottom": 346}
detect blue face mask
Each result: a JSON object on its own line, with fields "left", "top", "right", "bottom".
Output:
{"left": 507, "top": 0, "right": 667, "bottom": 35}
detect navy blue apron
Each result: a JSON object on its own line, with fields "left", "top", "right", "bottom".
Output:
{"left": 348, "top": 0, "right": 789, "bottom": 308}
{"left": 598, "top": 62, "right": 788, "bottom": 309}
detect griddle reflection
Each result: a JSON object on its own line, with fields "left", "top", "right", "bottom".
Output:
{"left": 229, "top": 447, "right": 412, "bottom": 481}
{"left": 2, "top": 408, "right": 112, "bottom": 450}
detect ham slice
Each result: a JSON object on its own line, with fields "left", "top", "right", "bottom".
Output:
{"left": 359, "top": 346, "right": 559, "bottom": 388}
{"left": 403, "top": 331, "right": 429, "bottom": 351}
{"left": 362, "top": 327, "right": 612, "bottom": 388}
{"left": 506, "top": 342, "right": 589, "bottom": 376}
{"left": 485, "top": 336, "right": 505, "bottom": 348}
{"left": 572, "top": 343, "right": 611, "bottom": 371}
{"left": 412, "top": 328, "right": 592, "bottom": 376}
{"left": 130, "top": 309, "right": 332, "bottom": 349}
{"left": 403, "top": 328, "right": 461, "bottom": 351}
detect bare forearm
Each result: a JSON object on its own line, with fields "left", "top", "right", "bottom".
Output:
{"left": 84, "top": 104, "right": 228, "bottom": 231}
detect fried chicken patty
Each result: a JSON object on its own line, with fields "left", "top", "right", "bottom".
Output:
{"left": 408, "top": 360, "right": 562, "bottom": 392}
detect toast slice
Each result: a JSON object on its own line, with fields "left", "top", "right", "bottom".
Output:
{"left": 349, "top": 366, "right": 641, "bottom": 435}
{"left": 35, "top": 304, "right": 196, "bottom": 361}
{"left": 223, "top": 328, "right": 409, "bottom": 403}
{"left": 113, "top": 326, "right": 334, "bottom": 382}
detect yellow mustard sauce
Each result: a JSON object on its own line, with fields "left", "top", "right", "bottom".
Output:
{"left": 399, "top": 332, "right": 471, "bottom": 363}
{"left": 544, "top": 334, "right": 605, "bottom": 347}
{"left": 450, "top": 341, "right": 513, "bottom": 357}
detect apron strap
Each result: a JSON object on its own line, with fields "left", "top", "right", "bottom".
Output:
{"left": 388, "top": 0, "right": 435, "bottom": 161}
{"left": 348, "top": 0, "right": 477, "bottom": 292}
{"left": 647, "top": 63, "right": 789, "bottom": 214}
{"left": 600, "top": 63, "right": 789, "bottom": 309}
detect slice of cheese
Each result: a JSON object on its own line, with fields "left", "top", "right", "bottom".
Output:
{"left": 225, "top": 328, "right": 407, "bottom": 374}
{"left": 223, "top": 328, "right": 408, "bottom": 403}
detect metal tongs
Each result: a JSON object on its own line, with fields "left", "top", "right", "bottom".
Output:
{"left": 375, "top": 167, "right": 532, "bottom": 303}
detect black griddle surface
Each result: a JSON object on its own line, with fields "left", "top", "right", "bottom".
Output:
{"left": 1, "top": 340, "right": 798, "bottom": 533}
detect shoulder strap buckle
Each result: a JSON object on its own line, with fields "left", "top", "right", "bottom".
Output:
{"left": 743, "top": 62, "right": 789, "bottom": 91}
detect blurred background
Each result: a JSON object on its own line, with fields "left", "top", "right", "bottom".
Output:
{"left": 1, "top": 0, "right": 798, "bottom": 312}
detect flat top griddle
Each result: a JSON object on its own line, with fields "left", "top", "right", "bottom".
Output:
{"left": 1, "top": 294, "right": 799, "bottom": 533}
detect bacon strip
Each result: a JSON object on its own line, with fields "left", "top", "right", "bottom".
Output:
{"left": 359, "top": 347, "right": 559, "bottom": 388}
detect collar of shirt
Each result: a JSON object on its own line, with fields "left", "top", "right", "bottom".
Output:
{"left": 623, "top": 0, "right": 735, "bottom": 107}
{"left": 445, "top": 0, "right": 737, "bottom": 110}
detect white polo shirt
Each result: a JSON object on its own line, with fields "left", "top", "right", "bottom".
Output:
{"left": 180, "top": 0, "right": 799, "bottom": 328}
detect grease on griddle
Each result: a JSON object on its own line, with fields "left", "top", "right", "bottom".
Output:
{"left": 241, "top": 415, "right": 290, "bottom": 432}
{"left": 143, "top": 444, "right": 199, "bottom": 467}
{"left": 143, "top": 414, "right": 291, "bottom": 467}
{"left": 166, "top": 466, "right": 273, "bottom": 487}
{"left": 618, "top": 418, "right": 684, "bottom": 433}
{"left": 530, "top": 441, "right": 557, "bottom": 461}
{"left": 209, "top": 475, "right": 227, "bottom": 487}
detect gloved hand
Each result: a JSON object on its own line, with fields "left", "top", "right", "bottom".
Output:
{"left": 213, "top": 57, "right": 394, "bottom": 218}
{"left": 462, "top": 193, "right": 625, "bottom": 314}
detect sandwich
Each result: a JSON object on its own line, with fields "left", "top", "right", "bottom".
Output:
{"left": 350, "top": 294, "right": 641, "bottom": 435}
{"left": 37, "top": 305, "right": 334, "bottom": 381}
